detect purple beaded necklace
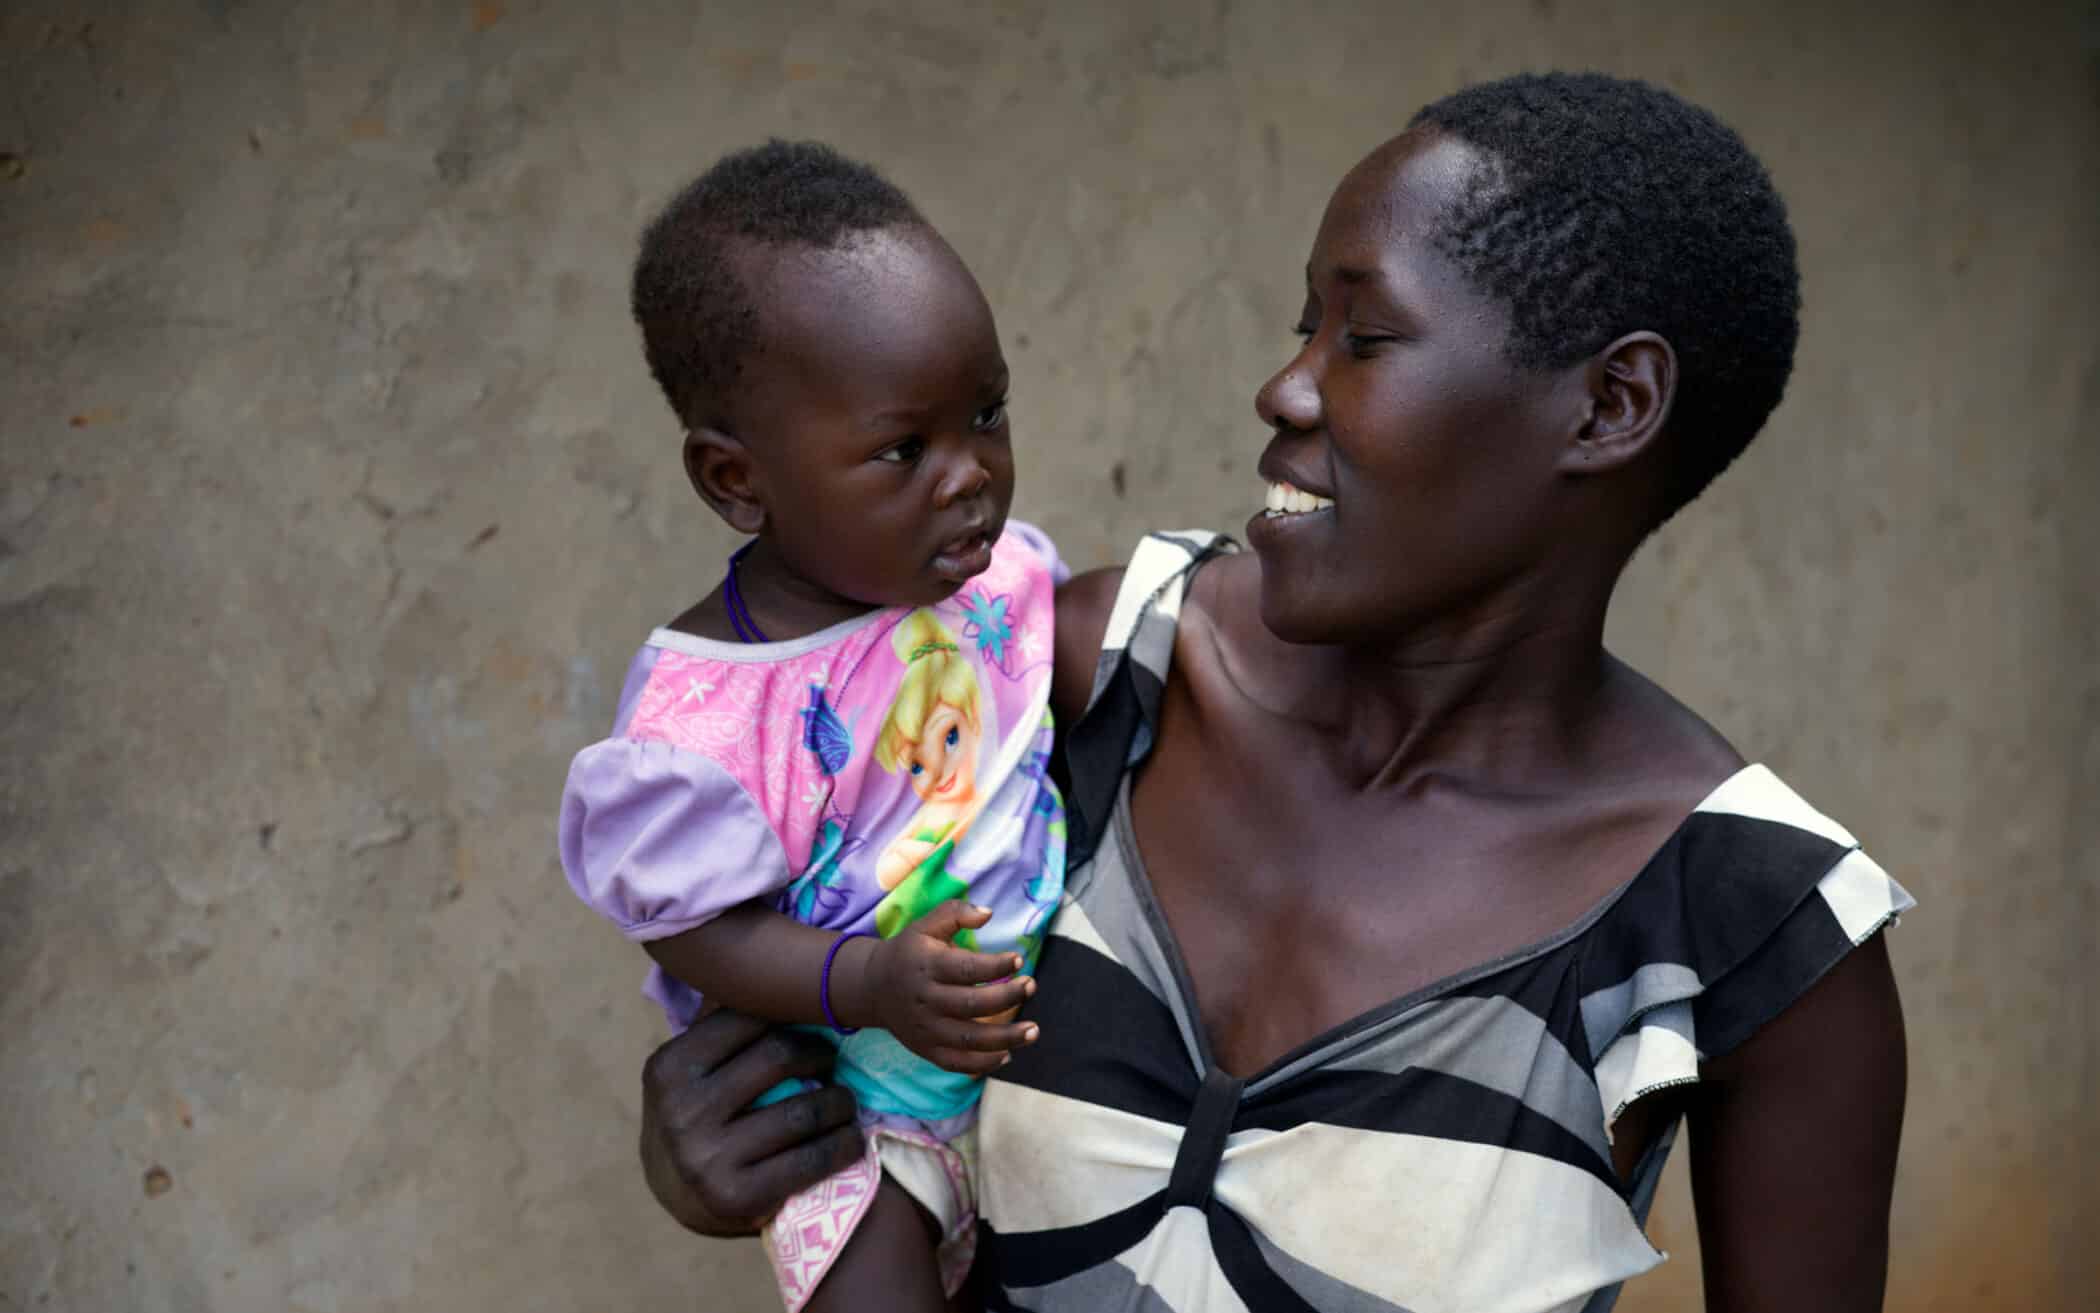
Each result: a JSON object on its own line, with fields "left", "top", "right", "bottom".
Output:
{"left": 723, "top": 543, "right": 770, "bottom": 644}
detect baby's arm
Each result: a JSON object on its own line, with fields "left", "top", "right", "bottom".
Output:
{"left": 646, "top": 900, "right": 1040, "bottom": 1076}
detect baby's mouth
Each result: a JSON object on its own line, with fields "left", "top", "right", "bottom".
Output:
{"left": 931, "top": 529, "right": 994, "bottom": 582}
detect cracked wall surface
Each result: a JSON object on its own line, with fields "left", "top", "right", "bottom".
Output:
{"left": 1, "top": 1, "right": 2095, "bottom": 1309}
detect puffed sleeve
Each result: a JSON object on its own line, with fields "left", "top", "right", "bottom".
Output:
{"left": 558, "top": 736, "right": 790, "bottom": 942}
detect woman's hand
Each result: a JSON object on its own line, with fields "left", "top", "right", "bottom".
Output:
{"left": 637, "top": 1008, "right": 866, "bottom": 1236}
{"left": 849, "top": 901, "right": 1040, "bottom": 1075}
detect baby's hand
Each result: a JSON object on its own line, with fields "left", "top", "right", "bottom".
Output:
{"left": 859, "top": 901, "right": 1039, "bottom": 1076}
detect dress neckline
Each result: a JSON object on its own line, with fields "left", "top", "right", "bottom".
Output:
{"left": 1106, "top": 763, "right": 1769, "bottom": 1093}
{"left": 647, "top": 605, "right": 894, "bottom": 663}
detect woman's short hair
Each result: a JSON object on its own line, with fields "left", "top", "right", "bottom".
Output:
{"left": 1411, "top": 73, "right": 1801, "bottom": 525}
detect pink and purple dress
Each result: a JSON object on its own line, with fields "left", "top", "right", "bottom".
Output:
{"left": 558, "top": 523, "right": 1066, "bottom": 1309}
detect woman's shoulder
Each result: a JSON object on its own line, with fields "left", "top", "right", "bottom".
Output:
{"left": 1050, "top": 540, "right": 1251, "bottom": 647}
{"left": 1593, "top": 656, "right": 1751, "bottom": 814}
{"left": 1049, "top": 531, "right": 1244, "bottom": 724}
{"left": 1589, "top": 666, "right": 1902, "bottom": 968}
{"left": 1585, "top": 758, "right": 1914, "bottom": 1065}
{"left": 1051, "top": 567, "right": 1122, "bottom": 726}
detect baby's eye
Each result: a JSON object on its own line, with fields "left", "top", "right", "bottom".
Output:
{"left": 877, "top": 437, "right": 927, "bottom": 465}
{"left": 946, "top": 726, "right": 960, "bottom": 748}
{"left": 971, "top": 400, "right": 1008, "bottom": 432}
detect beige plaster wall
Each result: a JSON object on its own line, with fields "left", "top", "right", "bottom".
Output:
{"left": 2, "top": 1, "right": 2093, "bottom": 1309}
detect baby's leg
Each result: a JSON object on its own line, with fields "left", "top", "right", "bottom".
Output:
{"left": 800, "top": 1174, "right": 948, "bottom": 1312}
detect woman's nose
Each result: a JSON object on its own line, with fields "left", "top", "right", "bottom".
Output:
{"left": 1255, "top": 352, "right": 1321, "bottom": 432}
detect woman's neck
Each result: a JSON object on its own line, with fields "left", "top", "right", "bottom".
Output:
{"left": 1334, "top": 607, "right": 1614, "bottom": 792}
{"left": 1223, "top": 550, "right": 1630, "bottom": 794}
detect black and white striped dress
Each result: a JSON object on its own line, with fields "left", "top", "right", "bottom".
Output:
{"left": 975, "top": 532, "right": 1914, "bottom": 1313}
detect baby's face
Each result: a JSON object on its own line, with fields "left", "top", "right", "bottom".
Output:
{"left": 731, "top": 226, "right": 1015, "bottom": 609}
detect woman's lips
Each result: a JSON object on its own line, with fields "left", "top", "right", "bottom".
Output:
{"left": 1245, "top": 503, "right": 1329, "bottom": 552}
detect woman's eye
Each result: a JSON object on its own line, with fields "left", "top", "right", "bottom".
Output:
{"left": 1345, "top": 333, "right": 1395, "bottom": 356}
{"left": 1291, "top": 324, "right": 1316, "bottom": 340}
{"left": 972, "top": 400, "right": 1008, "bottom": 432}
{"left": 946, "top": 726, "right": 960, "bottom": 747}
{"left": 877, "top": 437, "right": 927, "bottom": 464}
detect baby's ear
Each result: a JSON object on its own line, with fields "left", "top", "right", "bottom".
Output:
{"left": 684, "top": 426, "right": 765, "bottom": 535}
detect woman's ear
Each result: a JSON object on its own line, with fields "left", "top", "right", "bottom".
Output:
{"left": 684, "top": 426, "right": 766, "bottom": 535}
{"left": 1560, "top": 331, "right": 1676, "bottom": 476}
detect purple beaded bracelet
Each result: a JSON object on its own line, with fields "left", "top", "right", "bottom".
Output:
{"left": 821, "top": 931, "right": 872, "bottom": 1036}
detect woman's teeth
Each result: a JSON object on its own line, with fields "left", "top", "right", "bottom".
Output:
{"left": 1263, "top": 480, "right": 1334, "bottom": 517}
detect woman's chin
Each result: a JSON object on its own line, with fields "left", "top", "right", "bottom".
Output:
{"left": 1255, "top": 581, "right": 1337, "bottom": 647}
{"left": 1248, "top": 519, "right": 1338, "bottom": 644}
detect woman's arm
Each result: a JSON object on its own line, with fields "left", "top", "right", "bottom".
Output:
{"left": 1050, "top": 567, "right": 1123, "bottom": 727}
{"left": 1688, "top": 934, "right": 1908, "bottom": 1311}
{"left": 637, "top": 1015, "right": 982, "bottom": 1310}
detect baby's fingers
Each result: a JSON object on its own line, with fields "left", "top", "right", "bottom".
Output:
{"left": 929, "top": 943, "right": 1025, "bottom": 986}
{"left": 926, "top": 1048, "right": 1013, "bottom": 1078}
{"left": 906, "top": 900, "right": 994, "bottom": 944}
{"left": 924, "top": 1021, "right": 1041, "bottom": 1074}
{"left": 924, "top": 976, "right": 1035, "bottom": 1020}
{"left": 949, "top": 1012, "right": 1037, "bottom": 1054}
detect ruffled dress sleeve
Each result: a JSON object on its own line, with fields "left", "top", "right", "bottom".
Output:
{"left": 1576, "top": 763, "right": 1916, "bottom": 1135}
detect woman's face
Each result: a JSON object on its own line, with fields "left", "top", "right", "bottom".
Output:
{"left": 1248, "top": 131, "right": 1581, "bottom": 647}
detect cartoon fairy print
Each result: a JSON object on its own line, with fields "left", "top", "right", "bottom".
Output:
{"left": 870, "top": 610, "right": 992, "bottom": 941}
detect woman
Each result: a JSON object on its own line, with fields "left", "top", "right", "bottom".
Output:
{"left": 633, "top": 74, "right": 1910, "bottom": 1312}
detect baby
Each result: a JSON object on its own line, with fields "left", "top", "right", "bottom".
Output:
{"left": 558, "top": 142, "right": 1065, "bottom": 1311}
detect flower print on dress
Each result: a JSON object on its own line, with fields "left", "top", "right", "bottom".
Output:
{"left": 1017, "top": 711, "right": 1061, "bottom": 817}
{"left": 957, "top": 589, "right": 1016, "bottom": 677}
{"left": 1024, "top": 816, "right": 1064, "bottom": 932}
{"left": 801, "top": 779, "right": 831, "bottom": 814}
{"left": 783, "top": 815, "right": 862, "bottom": 924}
{"left": 1013, "top": 813, "right": 1066, "bottom": 972}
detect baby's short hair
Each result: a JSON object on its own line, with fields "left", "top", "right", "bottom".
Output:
{"left": 632, "top": 140, "right": 924, "bottom": 429}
